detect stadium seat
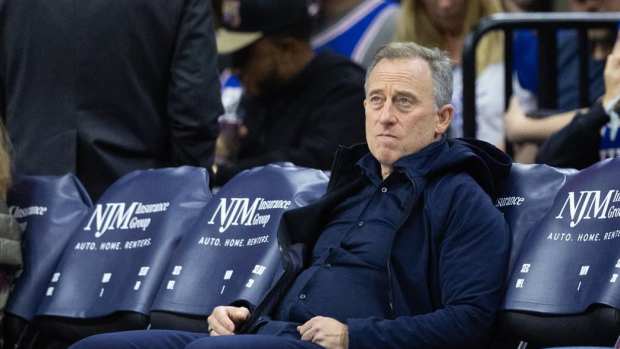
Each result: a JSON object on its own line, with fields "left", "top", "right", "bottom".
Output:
{"left": 495, "top": 163, "right": 577, "bottom": 273}
{"left": 496, "top": 158, "right": 620, "bottom": 347}
{"left": 33, "top": 167, "right": 212, "bottom": 344}
{"left": 3, "top": 174, "right": 92, "bottom": 349}
{"left": 149, "top": 163, "right": 329, "bottom": 332}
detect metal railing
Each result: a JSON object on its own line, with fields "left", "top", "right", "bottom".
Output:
{"left": 462, "top": 12, "right": 620, "bottom": 138}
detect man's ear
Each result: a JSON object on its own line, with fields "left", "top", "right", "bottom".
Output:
{"left": 435, "top": 104, "right": 454, "bottom": 136}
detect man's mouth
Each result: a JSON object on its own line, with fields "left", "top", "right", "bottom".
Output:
{"left": 377, "top": 133, "right": 397, "bottom": 139}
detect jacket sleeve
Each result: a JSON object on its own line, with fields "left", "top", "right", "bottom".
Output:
{"left": 167, "top": 0, "right": 222, "bottom": 168}
{"left": 536, "top": 102, "right": 609, "bottom": 170}
{"left": 0, "top": 202, "right": 22, "bottom": 268}
{"left": 346, "top": 177, "right": 510, "bottom": 349}
{"left": 213, "top": 82, "right": 365, "bottom": 185}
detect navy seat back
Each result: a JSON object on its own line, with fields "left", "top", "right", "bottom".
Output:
{"left": 3, "top": 174, "right": 92, "bottom": 347}
{"left": 499, "top": 159, "right": 620, "bottom": 347}
{"left": 34, "top": 167, "right": 211, "bottom": 342}
{"left": 496, "top": 163, "right": 577, "bottom": 272}
{"left": 149, "top": 164, "right": 328, "bottom": 332}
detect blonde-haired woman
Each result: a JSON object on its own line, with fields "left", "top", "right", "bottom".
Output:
{"left": 396, "top": 0, "right": 506, "bottom": 147}
{"left": 0, "top": 121, "right": 22, "bottom": 331}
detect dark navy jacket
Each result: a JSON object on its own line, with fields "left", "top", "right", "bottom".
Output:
{"left": 245, "top": 138, "right": 512, "bottom": 349}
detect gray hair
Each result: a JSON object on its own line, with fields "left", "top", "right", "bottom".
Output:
{"left": 365, "top": 42, "right": 453, "bottom": 109}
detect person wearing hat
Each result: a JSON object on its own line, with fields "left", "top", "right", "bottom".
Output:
{"left": 210, "top": 0, "right": 366, "bottom": 186}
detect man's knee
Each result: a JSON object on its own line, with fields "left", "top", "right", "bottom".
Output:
{"left": 184, "top": 335, "right": 319, "bottom": 349}
{"left": 70, "top": 330, "right": 205, "bottom": 349}
{"left": 69, "top": 332, "right": 135, "bottom": 349}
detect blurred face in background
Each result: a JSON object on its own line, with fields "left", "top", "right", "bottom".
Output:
{"left": 569, "top": 0, "right": 604, "bottom": 11}
{"left": 231, "top": 37, "right": 283, "bottom": 97}
{"left": 503, "top": 0, "right": 551, "bottom": 12}
{"left": 602, "top": 0, "right": 620, "bottom": 11}
{"left": 420, "top": 0, "right": 467, "bottom": 35}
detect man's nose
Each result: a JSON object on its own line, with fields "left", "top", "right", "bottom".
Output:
{"left": 378, "top": 100, "right": 397, "bottom": 124}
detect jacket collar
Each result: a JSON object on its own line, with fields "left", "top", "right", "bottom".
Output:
{"left": 330, "top": 138, "right": 448, "bottom": 189}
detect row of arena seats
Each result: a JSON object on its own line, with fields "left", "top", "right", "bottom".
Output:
{"left": 3, "top": 160, "right": 620, "bottom": 348}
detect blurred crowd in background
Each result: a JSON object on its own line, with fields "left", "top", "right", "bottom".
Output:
{"left": 1, "top": 0, "right": 620, "bottom": 334}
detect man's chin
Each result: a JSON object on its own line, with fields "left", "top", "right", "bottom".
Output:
{"left": 373, "top": 151, "right": 399, "bottom": 168}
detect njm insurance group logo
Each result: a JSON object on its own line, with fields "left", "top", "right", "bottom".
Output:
{"left": 555, "top": 189, "right": 620, "bottom": 228}
{"left": 83, "top": 201, "right": 170, "bottom": 238}
{"left": 207, "top": 197, "right": 292, "bottom": 233}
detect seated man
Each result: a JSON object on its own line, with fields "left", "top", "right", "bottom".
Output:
{"left": 71, "top": 42, "right": 511, "bottom": 349}
{"left": 212, "top": 0, "right": 366, "bottom": 186}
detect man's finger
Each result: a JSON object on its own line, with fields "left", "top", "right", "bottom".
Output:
{"left": 297, "top": 316, "right": 319, "bottom": 335}
{"left": 229, "top": 307, "right": 250, "bottom": 323}
{"left": 212, "top": 308, "right": 236, "bottom": 332}
{"left": 300, "top": 326, "right": 318, "bottom": 341}
{"left": 209, "top": 319, "right": 233, "bottom": 336}
{"left": 612, "top": 30, "right": 620, "bottom": 55}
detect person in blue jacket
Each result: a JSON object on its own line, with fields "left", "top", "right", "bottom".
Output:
{"left": 71, "top": 42, "right": 511, "bottom": 349}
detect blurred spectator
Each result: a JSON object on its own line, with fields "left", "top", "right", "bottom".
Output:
{"left": 395, "top": 0, "right": 506, "bottom": 146}
{"left": 311, "top": 0, "right": 400, "bottom": 67}
{"left": 537, "top": 30, "right": 620, "bottom": 169}
{"left": 0, "top": 0, "right": 222, "bottom": 200}
{"left": 504, "top": 0, "right": 618, "bottom": 162}
{"left": 503, "top": 0, "right": 553, "bottom": 99}
{"left": 218, "top": 0, "right": 397, "bottom": 142}
{"left": 502, "top": 0, "right": 551, "bottom": 12}
{"left": 0, "top": 122, "right": 21, "bottom": 342}
{"left": 212, "top": 0, "right": 366, "bottom": 186}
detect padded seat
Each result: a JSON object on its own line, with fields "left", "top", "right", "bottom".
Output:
{"left": 149, "top": 164, "right": 328, "bottom": 331}
{"left": 497, "top": 159, "right": 620, "bottom": 347}
{"left": 4, "top": 174, "right": 92, "bottom": 348}
{"left": 34, "top": 167, "right": 212, "bottom": 343}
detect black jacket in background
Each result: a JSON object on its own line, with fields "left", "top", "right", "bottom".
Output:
{"left": 536, "top": 101, "right": 609, "bottom": 170}
{"left": 214, "top": 52, "right": 366, "bottom": 185}
{"left": 0, "top": 0, "right": 222, "bottom": 199}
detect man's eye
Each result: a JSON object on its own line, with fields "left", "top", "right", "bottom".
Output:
{"left": 370, "top": 96, "right": 384, "bottom": 105}
{"left": 396, "top": 96, "right": 413, "bottom": 107}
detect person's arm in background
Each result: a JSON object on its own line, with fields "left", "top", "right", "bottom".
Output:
{"left": 535, "top": 103, "right": 608, "bottom": 169}
{"left": 168, "top": 0, "right": 223, "bottom": 168}
{"left": 536, "top": 31, "right": 620, "bottom": 169}
{"left": 504, "top": 96, "right": 580, "bottom": 144}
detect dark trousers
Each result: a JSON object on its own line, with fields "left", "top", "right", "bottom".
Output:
{"left": 69, "top": 329, "right": 323, "bottom": 349}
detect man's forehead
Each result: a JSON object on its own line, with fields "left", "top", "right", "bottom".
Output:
{"left": 367, "top": 58, "right": 432, "bottom": 89}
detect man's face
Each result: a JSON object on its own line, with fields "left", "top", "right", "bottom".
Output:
{"left": 232, "top": 37, "right": 281, "bottom": 97}
{"left": 364, "top": 58, "right": 452, "bottom": 172}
